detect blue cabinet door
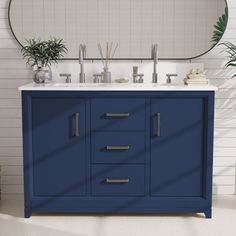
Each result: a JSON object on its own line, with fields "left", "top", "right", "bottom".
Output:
{"left": 31, "top": 98, "right": 86, "bottom": 196}
{"left": 150, "top": 98, "right": 204, "bottom": 197}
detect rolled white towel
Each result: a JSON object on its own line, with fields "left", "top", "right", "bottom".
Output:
{"left": 187, "top": 74, "right": 207, "bottom": 80}
{"left": 184, "top": 78, "right": 209, "bottom": 85}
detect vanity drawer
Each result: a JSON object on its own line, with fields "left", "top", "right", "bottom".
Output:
{"left": 91, "top": 98, "right": 146, "bottom": 131}
{"left": 91, "top": 132, "right": 145, "bottom": 163}
{"left": 91, "top": 165, "right": 145, "bottom": 196}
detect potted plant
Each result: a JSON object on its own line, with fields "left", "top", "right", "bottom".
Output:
{"left": 21, "top": 38, "right": 68, "bottom": 83}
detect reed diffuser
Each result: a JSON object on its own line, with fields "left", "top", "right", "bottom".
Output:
{"left": 97, "top": 42, "right": 118, "bottom": 83}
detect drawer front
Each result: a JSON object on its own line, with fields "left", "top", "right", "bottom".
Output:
{"left": 91, "top": 165, "right": 145, "bottom": 196}
{"left": 91, "top": 132, "right": 145, "bottom": 164}
{"left": 91, "top": 98, "right": 146, "bottom": 131}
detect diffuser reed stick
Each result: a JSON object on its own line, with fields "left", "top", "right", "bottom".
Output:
{"left": 97, "top": 42, "right": 118, "bottom": 68}
{"left": 97, "top": 42, "right": 118, "bottom": 83}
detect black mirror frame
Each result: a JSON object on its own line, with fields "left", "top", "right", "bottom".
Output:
{"left": 8, "top": 0, "right": 228, "bottom": 61}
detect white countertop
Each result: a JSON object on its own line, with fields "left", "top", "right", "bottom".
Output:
{"left": 18, "top": 83, "right": 218, "bottom": 91}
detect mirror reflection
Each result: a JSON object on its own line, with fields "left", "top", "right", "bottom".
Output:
{"left": 9, "top": 0, "right": 227, "bottom": 59}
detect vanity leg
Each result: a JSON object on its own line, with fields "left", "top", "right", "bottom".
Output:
{"left": 24, "top": 208, "right": 31, "bottom": 218}
{"left": 204, "top": 208, "right": 212, "bottom": 219}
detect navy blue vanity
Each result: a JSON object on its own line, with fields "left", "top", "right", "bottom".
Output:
{"left": 20, "top": 85, "right": 215, "bottom": 218}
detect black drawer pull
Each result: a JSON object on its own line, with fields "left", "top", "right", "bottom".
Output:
{"left": 106, "top": 145, "right": 130, "bottom": 151}
{"left": 105, "top": 178, "right": 130, "bottom": 184}
{"left": 105, "top": 112, "right": 130, "bottom": 117}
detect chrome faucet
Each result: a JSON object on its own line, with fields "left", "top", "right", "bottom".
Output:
{"left": 59, "top": 73, "right": 72, "bottom": 83}
{"left": 152, "top": 44, "right": 158, "bottom": 83}
{"left": 166, "top": 74, "right": 178, "bottom": 84}
{"left": 79, "top": 44, "right": 86, "bottom": 83}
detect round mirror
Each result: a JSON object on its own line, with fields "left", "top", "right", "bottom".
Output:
{"left": 9, "top": 0, "right": 228, "bottom": 60}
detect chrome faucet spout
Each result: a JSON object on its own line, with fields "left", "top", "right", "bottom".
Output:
{"left": 152, "top": 44, "right": 158, "bottom": 83}
{"left": 79, "top": 44, "right": 86, "bottom": 83}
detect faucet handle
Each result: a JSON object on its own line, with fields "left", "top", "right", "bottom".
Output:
{"left": 59, "top": 73, "right": 72, "bottom": 83}
{"left": 166, "top": 74, "right": 178, "bottom": 84}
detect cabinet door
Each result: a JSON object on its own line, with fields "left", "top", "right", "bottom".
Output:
{"left": 150, "top": 98, "right": 204, "bottom": 197}
{"left": 31, "top": 98, "right": 86, "bottom": 196}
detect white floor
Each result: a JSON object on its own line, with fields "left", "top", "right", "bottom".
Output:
{"left": 0, "top": 196, "right": 236, "bottom": 236}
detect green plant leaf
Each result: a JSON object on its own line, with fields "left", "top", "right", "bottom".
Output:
{"left": 226, "top": 62, "right": 236, "bottom": 68}
{"left": 21, "top": 38, "right": 68, "bottom": 68}
{"left": 218, "top": 41, "right": 236, "bottom": 78}
{"left": 211, "top": 7, "right": 228, "bottom": 46}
